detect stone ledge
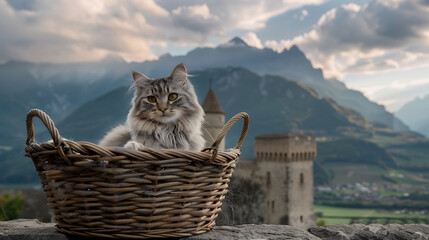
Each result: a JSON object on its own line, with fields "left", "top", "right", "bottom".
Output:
{"left": 1, "top": 219, "right": 428, "bottom": 240}
{"left": 308, "top": 224, "right": 429, "bottom": 240}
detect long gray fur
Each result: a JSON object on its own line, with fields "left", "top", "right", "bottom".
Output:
{"left": 99, "top": 64, "right": 205, "bottom": 151}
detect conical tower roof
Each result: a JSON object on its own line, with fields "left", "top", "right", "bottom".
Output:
{"left": 202, "top": 89, "right": 225, "bottom": 114}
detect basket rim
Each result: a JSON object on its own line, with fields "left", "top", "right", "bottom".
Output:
{"left": 25, "top": 139, "right": 242, "bottom": 166}
{"left": 25, "top": 109, "right": 249, "bottom": 166}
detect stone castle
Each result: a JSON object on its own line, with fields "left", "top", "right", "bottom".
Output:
{"left": 202, "top": 88, "right": 316, "bottom": 229}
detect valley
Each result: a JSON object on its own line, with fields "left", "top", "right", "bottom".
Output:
{"left": 0, "top": 38, "right": 427, "bottom": 215}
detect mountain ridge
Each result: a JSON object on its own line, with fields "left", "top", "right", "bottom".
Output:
{"left": 396, "top": 94, "right": 429, "bottom": 137}
{"left": 55, "top": 66, "right": 372, "bottom": 157}
{"left": 0, "top": 37, "right": 409, "bottom": 147}
{"left": 0, "top": 66, "right": 424, "bottom": 185}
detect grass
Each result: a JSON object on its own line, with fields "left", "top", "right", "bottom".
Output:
{"left": 324, "top": 163, "right": 388, "bottom": 184}
{"left": 322, "top": 162, "right": 429, "bottom": 187}
{"left": 378, "top": 190, "right": 404, "bottom": 197}
{"left": 368, "top": 135, "right": 405, "bottom": 148}
{"left": 369, "top": 135, "right": 429, "bottom": 167}
{"left": 314, "top": 205, "right": 428, "bottom": 225}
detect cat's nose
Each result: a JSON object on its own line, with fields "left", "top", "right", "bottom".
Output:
{"left": 158, "top": 107, "right": 167, "bottom": 113}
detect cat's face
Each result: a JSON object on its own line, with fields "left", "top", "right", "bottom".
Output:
{"left": 131, "top": 64, "right": 202, "bottom": 124}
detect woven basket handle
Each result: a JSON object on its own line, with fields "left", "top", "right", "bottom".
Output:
{"left": 26, "top": 108, "right": 72, "bottom": 165}
{"left": 210, "top": 112, "right": 249, "bottom": 150}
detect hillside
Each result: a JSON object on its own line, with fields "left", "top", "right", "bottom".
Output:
{"left": 0, "top": 59, "right": 133, "bottom": 147}
{"left": 57, "top": 67, "right": 371, "bottom": 157}
{"left": 0, "top": 67, "right": 374, "bottom": 183}
{"left": 0, "top": 37, "right": 409, "bottom": 149}
{"left": 317, "top": 138, "right": 396, "bottom": 167}
{"left": 396, "top": 94, "right": 429, "bottom": 137}
{"left": 55, "top": 87, "right": 132, "bottom": 143}
{"left": 136, "top": 38, "right": 408, "bottom": 131}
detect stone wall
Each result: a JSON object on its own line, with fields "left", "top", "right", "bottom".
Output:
{"left": 230, "top": 134, "right": 317, "bottom": 228}
{"left": 1, "top": 219, "right": 428, "bottom": 240}
{"left": 254, "top": 134, "right": 316, "bottom": 160}
{"left": 287, "top": 159, "right": 315, "bottom": 228}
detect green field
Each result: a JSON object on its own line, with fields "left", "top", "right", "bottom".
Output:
{"left": 322, "top": 161, "right": 428, "bottom": 187}
{"left": 323, "top": 163, "right": 387, "bottom": 184}
{"left": 314, "top": 205, "right": 428, "bottom": 225}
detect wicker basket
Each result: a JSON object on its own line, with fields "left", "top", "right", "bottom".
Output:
{"left": 24, "top": 109, "right": 249, "bottom": 239}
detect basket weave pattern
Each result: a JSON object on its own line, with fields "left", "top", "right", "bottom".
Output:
{"left": 25, "top": 109, "right": 249, "bottom": 239}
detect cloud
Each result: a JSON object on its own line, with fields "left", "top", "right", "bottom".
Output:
{"left": 170, "top": 4, "right": 222, "bottom": 45}
{"left": 172, "top": 4, "right": 213, "bottom": 20}
{"left": 265, "top": 0, "right": 429, "bottom": 78}
{"left": 0, "top": 0, "right": 325, "bottom": 63}
{"left": 159, "top": 0, "right": 324, "bottom": 30}
{"left": 357, "top": 77, "right": 429, "bottom": 112}
{"left": 242, "top": 32, "right": 264, "bottom": 49}
{"left": 0, "top": 0, "right": 166, "bottom": 63}
{"left": 300, "top": 10, "right": 308, "bottom": 20}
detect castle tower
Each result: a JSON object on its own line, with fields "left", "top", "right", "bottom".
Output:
{"left": 202, "top": 88, "right": 225, "bottom": 150}
{"left": 253, "top": 134, "right": 316, "bottom": 228}
{"left": 232, "top": 134, "right": 316, "bottom": 228}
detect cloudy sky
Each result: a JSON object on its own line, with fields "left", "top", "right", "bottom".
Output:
{"left": 1, "top": 0, "right": 429, "bottom": 111}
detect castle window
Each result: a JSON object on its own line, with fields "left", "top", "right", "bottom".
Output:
{"left": 267, "top": 172, "right": 271, "bottom": 186}
{"left": 281, "top": 215, "right": 289, "bottom": 225}
{"left": 272, "top": 201, "right": 275, "bottom": 212}
{"left": 300, "top": 172, "right": 304, "bottom": 184}
{"left": 300, "top": 215, "right": 303, "bottom": 223}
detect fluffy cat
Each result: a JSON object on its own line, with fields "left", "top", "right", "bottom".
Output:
{"left": 99, "top": 64, "right": 205, "bottom": 151}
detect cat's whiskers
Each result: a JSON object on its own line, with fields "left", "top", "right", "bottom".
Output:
{"left": 178, "top": 116, "right": 192, "bottom": 130}
{"left": 99, "top": 63, "right": 205, "bottom": 151}
{"left": 201, "top": 123, "right": 216, "bottom": 144}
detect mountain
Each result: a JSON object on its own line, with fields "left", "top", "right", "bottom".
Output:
{"left": 42, "top": 67, "right": 371, "bottom": 158}
{"left": 132, "top": 38, "right": 408, "bottom": 131}
{"left": 0, "top": 66, "right": 376, "bottom": 184}
{"left": 317, "top": 138, "right": 396, "bottom": 167}
{"left": 0, "top": 67, "right": 426, "bottom": 184}
{"left": 55, "top": 87, "right": 132, "bottom": 143}
{"left": 0, "top": 37, "right": 408, "bottom": 148}
{"left": 396, "top": 95, "right": 429, "bottom": 137}
{"left": 0, "top": 58, "right": 134, "bottom": 146}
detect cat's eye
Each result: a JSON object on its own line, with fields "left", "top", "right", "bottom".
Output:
{"left": 147, "top": 96, "right": 157, "bottom": 103}
{"left": 168, "top": 93, "right": 178, "bottom": 101}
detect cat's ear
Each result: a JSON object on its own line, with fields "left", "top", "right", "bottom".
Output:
{"left": 170, "top": 64, "right": 188, "bottom": 85}
{"left": 132, "top": 71, "right": 149, "bottom": 86}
